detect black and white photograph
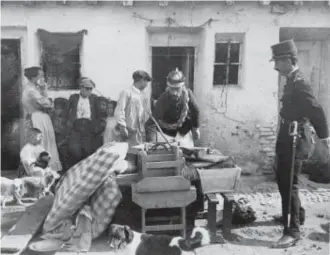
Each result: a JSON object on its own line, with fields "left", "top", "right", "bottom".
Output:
{"left": 1, "top": 0, "right": 330, "bottom": 254}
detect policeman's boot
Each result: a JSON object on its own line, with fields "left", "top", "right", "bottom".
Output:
{"left": 270, "top": 228, "right": 300, "bottom": 249}
{"left": 273, "top": 207, "right": 305, "bottom": 225}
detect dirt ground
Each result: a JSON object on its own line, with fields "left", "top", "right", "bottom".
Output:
{"left": 1, "top": 174, "right": 329, "bottom": 255}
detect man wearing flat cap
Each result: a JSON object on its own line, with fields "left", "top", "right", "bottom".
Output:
{"left": 65, "top": 77, "right": 100, "bottom": 168}
{"left": 270, "top": 39, "right": 330, "bottom": 248}
{"left": 114, "top": 70, "right": 152, "bottom": 147}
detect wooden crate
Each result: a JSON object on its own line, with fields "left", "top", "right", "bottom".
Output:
{"left": 131, "top": 144, "right": 196, "bottom": 238}
{"left": 137, "top": 145, "right": 184, "bottom": 178}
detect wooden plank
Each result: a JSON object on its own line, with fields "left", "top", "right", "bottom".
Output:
{"left": 135, "top": 176, "right": 190, "bottom": 193}
{"left": 147, "top": 215, "right": 180, "bottom": 223}
{"left": 207, "top": 197, "right": 217, "bottom": 238}
{"left": 222, "top": 193, "right": 234, "bottom": 238}
{"left": 145, "top": 224, "right": 183, "bottom": 232}
{"left": 206, "top": 193, "right": 219, "bottom": 204}
{"left": 116, "top": 173, "right": 140, "bottom": 186}
{"left": 1, "top": 195, "right": 54, "bottom": 254}
{"left": 142, "top": 169, "right": 176, "bottom": 178}
{"left": 146, "top": 160, "right": 182, "bottom": 169}
{"left": 132, "top": 186, "right": 196, "bottom": 209}
{"left": 146, "top": 154, "right": 174, "bottom": 162}
{"left": 181, "top": 207, "right": 186, "bottom": 239}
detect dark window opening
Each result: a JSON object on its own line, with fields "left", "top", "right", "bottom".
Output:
{"left": 151, "top": 47, "right": 195, "bottom": 100}
{"left": 213, "top": 41, "right": 241, "bottom": 86}
{"left": 1, "top": 39, "right": 22, "bottom": 170}
{"left": 38, "top": 29, "right": 86, "bottom": 90}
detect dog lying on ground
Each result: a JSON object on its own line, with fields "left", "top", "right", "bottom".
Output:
{"left": 0, "top": 177, "right": 27, "bottom": 208}
{"left": 108, "top": 224, "right": 210, "bottom": 255}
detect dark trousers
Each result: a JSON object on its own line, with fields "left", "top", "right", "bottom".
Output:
{"left": 67, "top": 119, "right": 94, "bottom": 168}
{"left": 276, "top": 123, "right": 303, "bottom": 237}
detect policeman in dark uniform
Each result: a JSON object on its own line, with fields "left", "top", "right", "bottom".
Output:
{"left": 271, "top": 39, "right": 330, "bottom": 248}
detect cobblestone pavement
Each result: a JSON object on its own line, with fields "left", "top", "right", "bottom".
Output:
{"left": 2, "top": 175, "right": 329, "bottom": 255}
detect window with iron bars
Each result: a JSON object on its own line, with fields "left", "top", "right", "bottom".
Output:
{"left": 213, "top": 37, "right": 243, "bottom": 86}
{"left": 38, "top": 29, "right": 85, "bottom": 90}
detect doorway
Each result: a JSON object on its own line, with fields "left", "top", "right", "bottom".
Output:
{"left": 151, "top": 47, "right": 195, "bottom": 100}
{"left": 1, "top": 39, "right": 22, "bottom": 171}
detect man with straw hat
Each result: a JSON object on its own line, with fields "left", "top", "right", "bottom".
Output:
{"left": 270, "top": 39, "right": 329, "bottom": 248}
{"left": 153, "top": 68, "right": 200, "bottom": 147}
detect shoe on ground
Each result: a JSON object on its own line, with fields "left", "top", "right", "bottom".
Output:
{"left": 270, "top": 234, "right": 300, "bottom": 249}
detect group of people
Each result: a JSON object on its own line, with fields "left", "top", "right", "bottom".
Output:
{"left": 17, "top": 39, "right": 330, "bottom": 249}
{"left": 19, "top": 66, "right": 201, "bottom": 175}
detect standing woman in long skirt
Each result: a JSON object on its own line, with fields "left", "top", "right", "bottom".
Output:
{"left": 22, "top": 67, "right": 62, "bottom": 172}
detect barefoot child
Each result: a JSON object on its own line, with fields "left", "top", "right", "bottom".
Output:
{"left": 20, "top": 128, "right": 46, "bottom": 176}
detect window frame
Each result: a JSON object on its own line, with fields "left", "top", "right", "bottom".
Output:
{"left": 213, "top": 33, "right": 244, "bottom": 87}
{"left": 38, "top": 30, "right": 85, "bottom": 91}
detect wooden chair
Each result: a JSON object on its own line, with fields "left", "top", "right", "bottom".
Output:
{"left": 131, "top": 145, "right": 196, "bottom": 238}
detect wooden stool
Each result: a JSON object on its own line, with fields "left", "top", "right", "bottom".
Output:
{"left": 132, "top": 182, "right": 196, "bottom": 238}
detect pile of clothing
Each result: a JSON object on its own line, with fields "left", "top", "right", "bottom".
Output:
{"left": 40, "top": 142, "right": 130, "bottom": 252}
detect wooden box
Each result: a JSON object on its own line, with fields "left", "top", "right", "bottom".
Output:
{"left": 197, "top": 166, "right": 242, "bottom": 194}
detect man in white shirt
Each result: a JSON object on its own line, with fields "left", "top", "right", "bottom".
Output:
{"left": 66, "top": 78, "right": 100, "bottom": 168}
{"left": 115, "top": 70, "right": 152, "bottom": 147}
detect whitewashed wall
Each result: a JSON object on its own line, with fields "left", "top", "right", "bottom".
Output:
{"left": 2, "top": 1, "right": 330, "bottom": 174}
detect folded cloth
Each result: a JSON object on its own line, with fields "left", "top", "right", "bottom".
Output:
{"left": 42, "top": 143, "right": 128, "bottom": 243}
{"left": 60, "top": 205, "right": 92, "bottom": 252}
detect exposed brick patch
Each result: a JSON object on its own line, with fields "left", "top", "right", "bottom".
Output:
{"left": 257, "top": 123, "right": 277, "bottom": 174}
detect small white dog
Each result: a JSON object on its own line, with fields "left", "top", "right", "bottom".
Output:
{"left": 108, "top": 224, "right": 210, "bottom": 255}
{"left": 41, "top": 167, "right": 60, "bottom": 196}
{"left": 1, "top": 177, "right": 27, "bottom": 208}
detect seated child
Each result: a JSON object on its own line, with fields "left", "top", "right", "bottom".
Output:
{"left": 20, "top": 128, "right": 60, "bottom": 197}
{"left": 20, "top": 128, "right": 46, "bottom": 176}
{"left": 103, "top": 100, "right": 119, "bottom": 144}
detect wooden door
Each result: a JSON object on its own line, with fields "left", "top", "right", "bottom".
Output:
{"left": 1, "top": 39, "right": 22, "bottom": 171}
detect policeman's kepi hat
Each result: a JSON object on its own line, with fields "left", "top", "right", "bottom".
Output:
{"left": 166, "top": 68, "right": 185, "bottom": 88}
{"left": 79, "top": 77, "right": 96, "bottom": 88}
{"left": 270, "top": 39, "right": 298, "bottom": 61}
{"left": 132, "top": 70, "right": 152, "bottom": 82}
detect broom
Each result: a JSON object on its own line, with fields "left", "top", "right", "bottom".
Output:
{"left": 148, "top": 114, "right": 199, "bottom": 181}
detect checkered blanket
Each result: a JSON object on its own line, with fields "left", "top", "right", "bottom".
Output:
{"left": 42, "top": 143, "right": 126, "bottom": 240}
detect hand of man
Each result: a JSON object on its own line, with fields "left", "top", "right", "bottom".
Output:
{"left": 320, "top": 137, "right": 330, "bottom": 155}
{"left": 119, "top": 125, "right": 129, "bottom": 140}
{"left": 192, "top": 128, "right": 201, "bottom": 141}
